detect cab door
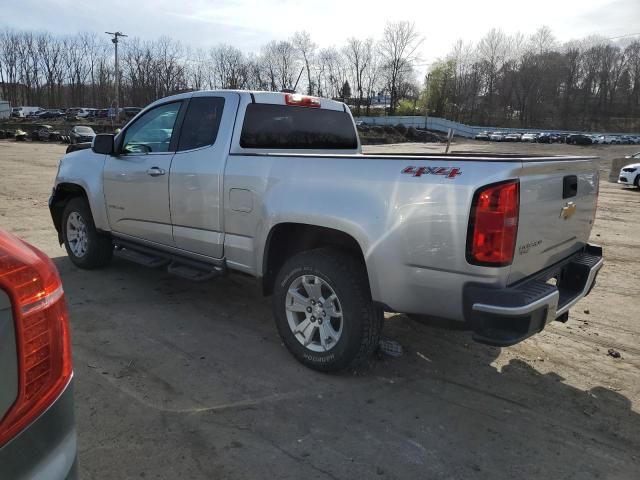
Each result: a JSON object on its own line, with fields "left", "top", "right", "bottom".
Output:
{"left": 103, "top": 100, "right": 185, "bottom": 246}
{"left": 169, "top": 92, "right": 239, "bottom": 258}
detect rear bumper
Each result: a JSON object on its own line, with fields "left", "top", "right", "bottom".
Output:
{"left": 464, "top": 244, "right": 603, "bottom": 347}
{"left": 0, "top": 378, "right": 77, "bottom": 480}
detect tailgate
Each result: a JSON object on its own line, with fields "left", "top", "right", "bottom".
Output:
{"left": 509, "top": 157, "right": 600, "bottom": 284}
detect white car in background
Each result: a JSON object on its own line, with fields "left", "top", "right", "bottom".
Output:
{"left": 66, "top": 108, "right": 94, "bottom": 118}
{"left": 521, "top": 133, "right": 537, "bottom": 142}
{"left": 618, "top": 152, "right": 640, "bottom": 188}
{"left": 489, "top": 131, "right": 506, "bottom": 141}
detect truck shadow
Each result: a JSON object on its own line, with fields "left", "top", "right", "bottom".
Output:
{"left": 51, "top": 255, "right": 640, "bottom": 478}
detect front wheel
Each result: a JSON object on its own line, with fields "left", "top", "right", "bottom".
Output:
{"left": 272, "top": 248, "right": 383, "bottom": 372}
{"left": 62, "top": 197, "right": 113, "bottom": 269}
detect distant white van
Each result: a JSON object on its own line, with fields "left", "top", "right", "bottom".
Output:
{"left": 11, "top": 106, "right": 44, "bottom": 117}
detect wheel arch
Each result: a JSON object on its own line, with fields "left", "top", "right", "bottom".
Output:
{"left": 261, "top": 223, "right": 370, "bottom": 297}
{"left": 50, "top": 183, "right": 90, "bottom": 243}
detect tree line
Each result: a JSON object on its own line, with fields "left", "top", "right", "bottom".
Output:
{"left": 1, "top": 23, "right": 638, "bottom": 131}
{"left": 427, "top": 27, "right": 640, "bottom": 131}
{"left": 0, "top": 22, "right": 421, "bottom": 116}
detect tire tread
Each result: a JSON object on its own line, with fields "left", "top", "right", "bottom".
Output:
{"left": 273, "top": 247, "right": 382, "bottom": 372}
{"left": 62, "top": 197, "right": 113, "bottom": 269}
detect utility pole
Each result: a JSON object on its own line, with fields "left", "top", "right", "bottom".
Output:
{"left": 105, "top": 31, "right": 127, "bottom": 124}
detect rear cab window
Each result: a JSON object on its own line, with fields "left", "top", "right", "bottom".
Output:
{"left": 240, "top": 103, "right": 358, "bottom": 150}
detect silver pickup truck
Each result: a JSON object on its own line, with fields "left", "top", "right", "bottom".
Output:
{"left": 49, "top": 90, "right": 603, "bottom": 371}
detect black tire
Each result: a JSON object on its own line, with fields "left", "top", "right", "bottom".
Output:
{"left": 62, "top": 197, "right": 113, "bottom": 269}
{"left": 272, "top": 248, "right": 383, "bottom": 372}
{"left": 635, "top": 175, "right": 640, "bottom": 189}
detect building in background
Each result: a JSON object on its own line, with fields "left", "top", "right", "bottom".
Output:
{"left": 0, "top": 100, "right": 11, "bottom": 119}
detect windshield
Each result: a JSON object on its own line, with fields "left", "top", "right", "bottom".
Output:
{"left": 75, "top": 127, "right": 94, "bottom": 134}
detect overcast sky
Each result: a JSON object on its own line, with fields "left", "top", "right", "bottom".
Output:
{"left": 2, "top": 0, "right": 638, "bottom": 65}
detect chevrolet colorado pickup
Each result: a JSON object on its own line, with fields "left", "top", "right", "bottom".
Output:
{"left": 49, "top": 90, "right": 603, "bottom": 372}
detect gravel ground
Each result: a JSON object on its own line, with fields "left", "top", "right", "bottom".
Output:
{"left": 0, "top": 139, "right": 638, "bottom": 479}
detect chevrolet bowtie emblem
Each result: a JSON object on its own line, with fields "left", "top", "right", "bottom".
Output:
{"left": 560, "top": 201, "right": 577, "bottom": 220}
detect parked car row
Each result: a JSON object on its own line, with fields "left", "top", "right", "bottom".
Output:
{"left": 475, "top": 130, "right": 640, "bottom": 145}
{"left": 591, "top": 135, "right": 640, "bottom": 145}
{"left": 11, "top": 106, "right": 142, "bottom": 120}
{"left": 0, "top": 129, "right": 28, "bottom": 141}
{"left": 0, "top": 125, "right": 96, "bottom": 143}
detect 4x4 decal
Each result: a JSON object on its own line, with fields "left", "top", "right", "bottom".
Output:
{"left": 402, "top": 166, "right": 462, "bottom": 178}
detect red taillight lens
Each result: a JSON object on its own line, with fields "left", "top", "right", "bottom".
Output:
{"left": 284, "top": 93, "right": 321, "bottom": 108}
{"left": 467, "top": 180, "right": 520, "bottom": 266}
{"left": 0, "top": 230, "right": 72, "bottom": 447}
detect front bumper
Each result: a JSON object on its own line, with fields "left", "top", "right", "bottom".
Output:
{"left": 464, "top": 244, "right": 603, "bottom": 347}
{"left": 618, "top": 174, "right": 637, "bottom": 186}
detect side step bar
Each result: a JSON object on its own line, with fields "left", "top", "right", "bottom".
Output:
{"left": 114, "top": 246, "right": 170, "bottom": 268}
{"left": 167, "top": 261, "right": 225, "bottom": 281}
{"left": 113, "top": 240, "right": 226, "bottom": 282}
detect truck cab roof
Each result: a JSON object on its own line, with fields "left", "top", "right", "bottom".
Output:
{"left": 147, "top": 90, "right": 347, "bottom": 112}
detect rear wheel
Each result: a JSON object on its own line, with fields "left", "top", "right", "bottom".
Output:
{"left": 62, "top": 197, "right": 113, "bottom": 269}
{"left": 272, "top": 248, "right": 383, "bottom": 372}
{"left": 635, "top": 175, "right": 640, "bottom": 189}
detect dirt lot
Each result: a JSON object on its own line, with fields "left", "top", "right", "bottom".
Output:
{"left": 1, "top": 139, "right": 639, "bottom": 479}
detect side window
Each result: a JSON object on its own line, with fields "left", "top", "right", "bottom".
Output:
{"left": 177, "top": 97, "right": 225, "bottom": 151}
{"left": 122, "top": 102, "right": 181, "bottom": 154}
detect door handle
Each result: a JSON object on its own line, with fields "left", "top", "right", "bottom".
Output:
{"left": 146, "top": 167, "right": 166, "bottom": 177}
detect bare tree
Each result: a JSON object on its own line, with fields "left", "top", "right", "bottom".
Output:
{"left": 16, "top": 32, "right": 41, "bottom": 105}
{"left": 378, "top": 21, "right": 422, "bottom": 113}
{"left": 37, "top": 33, "right": 62, "bottom": 105}
{"left": 317, "top": 47, "right": 347, "bottom": 99}
{"left": 529, "top": 26, "right": 557, "bottom": 55}
{"left": 210, "top": 44, "right": 248, "bottom": 89}
{"left": 0, "top": 30, "right": 22, "bottom": 105}
{"left": 261, "top": 40, "right": 300, "bottom": 91}
{"left": 292, "top": 31, "right": 316, "bottom": 94}
{"left": 475, "top": 28, "right": 510, "bottom": 122}
{"left": 343, "top": 37, "right": 374, "bottom": 115}
{"left": 184, "top": 47, "right": 208, "bottom": 91}
{"left": 362, "top": 42, "right": 381, "bottom": 115}
{"left": 64, "top": 35, "right": 92, "bottom": 105}
{"left": 155, "top": 36, "right": 186, "bottom": 98}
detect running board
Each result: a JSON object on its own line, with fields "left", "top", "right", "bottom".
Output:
{"left": 167, "top": 261, "right": 225, "bottom": 282}
{"left": 114, "top": 246, "right": 169, "bottom": 268}
{"left": 113, "top": 240, "right": 227, "bottom": 282}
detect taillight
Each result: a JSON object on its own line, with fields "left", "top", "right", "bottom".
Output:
{"left": 0, "top": 230, "right": 72, "bottom": 447}
{"left": 466, "top": 180, "right": 520, "bottom": 266}
{"left": 284, "top": 93, "right": 321, "bottom": 108}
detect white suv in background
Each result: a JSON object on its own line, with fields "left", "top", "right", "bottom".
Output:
{"left": 618, "top": 152, "right": 640, "bottom": 188}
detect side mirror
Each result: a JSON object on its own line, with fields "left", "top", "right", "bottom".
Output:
{"left": 92, "top": 134, "right": 115, "bottom": 155}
